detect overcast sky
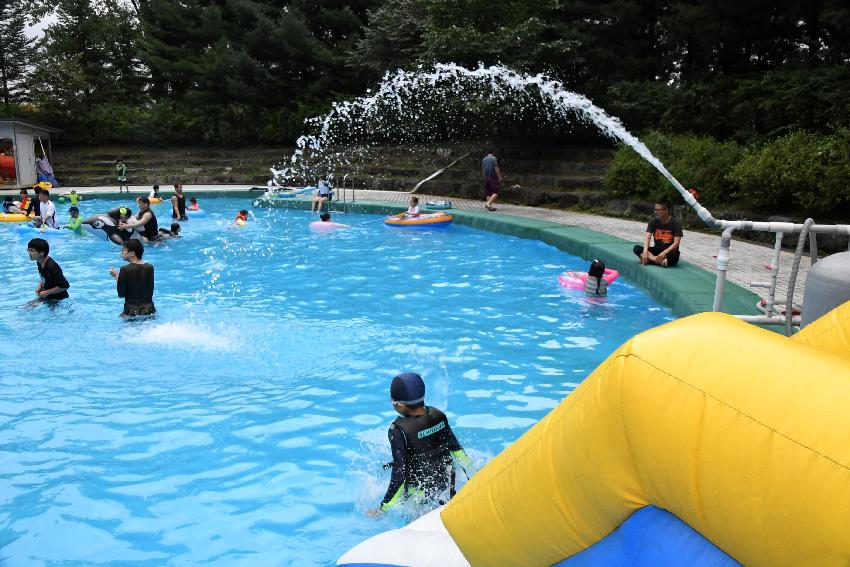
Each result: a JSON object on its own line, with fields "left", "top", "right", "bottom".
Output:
{"left": 25, "top": 13, "right": 57, "bottom": 40}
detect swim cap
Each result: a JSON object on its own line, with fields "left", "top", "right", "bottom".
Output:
{"left": 390, "top": 372, "right": 425, "bottom": 405}
{"left": 119, "top": 207, "right": 129, "bottom": 216}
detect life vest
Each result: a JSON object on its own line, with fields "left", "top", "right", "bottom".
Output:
{"left": 391, "top": 407, "right": 454, "bottom": 492}
{"left": 235, "top": 212, "right": 247, "bottom": 222}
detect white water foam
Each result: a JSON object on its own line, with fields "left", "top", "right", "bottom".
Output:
{"left": 261, "top": 63, "right": 689, "bottom": 201}
{"left": 125, "top": 322, "right": 237, "bottom": 351}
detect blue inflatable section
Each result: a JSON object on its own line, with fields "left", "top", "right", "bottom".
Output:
{"left": 558, "top": 506, "right": 741, "bottom": 567}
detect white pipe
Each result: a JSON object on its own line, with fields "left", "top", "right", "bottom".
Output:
{"left": 712, "top": 226, "right": 735, "bottom": 312}
{"left": 736, "top": 314, "right": 801, "bottom": 326}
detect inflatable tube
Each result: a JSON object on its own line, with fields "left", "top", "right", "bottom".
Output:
{"left": 149, "top": 197, "right": 163, "bottom": 204}
{"left": 341, "top": 310, "right": 850, "bottom": 566}
{"left": 0, "top": 213, "right": 30, "bottom": 223}
{"left": 426, "top": 200, "right": 453, "bottom": 210}
{"left": 186, "top": 208, "right": 206, "bottom": 218}
{"left": 309, "top": 221, "right": 349, "bottom": 232}
{"left": 557, "top": 268, "right": 619, "bottom": 290}
{"left": 385, "top": 212, "right": 453, "bottom": 228}
{"left": 84, "top": 214, "right": 135, "bottom": 244}
{"left": 16, "top": 225, "right": 68, "bottom": 239}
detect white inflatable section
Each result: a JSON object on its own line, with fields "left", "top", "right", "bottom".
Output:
{"left": 337, "top": 507, "right": 470, "bottom": 567}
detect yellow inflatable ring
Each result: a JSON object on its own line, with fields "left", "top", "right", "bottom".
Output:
{"left": 384, "top": 212, "right": 453, "bottom": 228}
{"left": 0, "top": 213, "right": 31, "bottom": 223}
{"left": 149, "top": 197, "right": 163, "bottom": 204}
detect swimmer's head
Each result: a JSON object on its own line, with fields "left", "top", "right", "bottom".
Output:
{"left": 153, "top": 184, "right": 159, "bottom": 191}
{"left": 69, "top": 206, "right": 79, "bottom": 216}
{"left": 138, "top": 196, "right": 151, "bottom": 208}
{"left": 27, "top": 238, "right": 49, "bottom": 258}
{"left": 239, "top": 209, "right": 248, "bottom": 215}
{"left": 170, "top": 223, "right": 180, "bottom": 234}
{"left": 118, "top": 206, "right": 131, "bottom": 219}
{"left": 38, "top": 190, "right": 49, "bottom": 201}
{"left": 122, "top": 239, "right": 144, "bottom": 259}
{"left": 390, "top": 372, "right": 426, "bottom": 411}
{"left": 70, "top": 189, "right": 77, "bottom": 194}
{"left": 588, "top": 259, "right": 605, "bottom": 278}
{"left": 189, "top": 197, "right": 197, "bottom": 204}
{"left": 410, "top": 197, "right": 418, "bottom": 205}
{"left": 320, "top": 213, "right": 330, "bottom": 222}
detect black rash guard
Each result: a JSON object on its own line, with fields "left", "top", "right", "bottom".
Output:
{"left": 136, "top": 209, "right": 159, "bottom": 240}
{"left": 117, "top": 262, "right": 155, "bottom": 316}
{"left": 37, "top": 257, "right": 70, "bottom": 300}
{"left": 380, "top": 406, "right": 469, "bottom": 510}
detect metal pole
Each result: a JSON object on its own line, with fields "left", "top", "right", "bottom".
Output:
{"left": 784, "top": 218, "right": 814, "bottom": 336}
{"left": 763, "top": 232, "right": 783, "bottom": 317}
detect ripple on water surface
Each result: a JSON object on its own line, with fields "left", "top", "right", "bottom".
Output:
{"left": 0, "top": 197, "right": 673, "bottom": 564}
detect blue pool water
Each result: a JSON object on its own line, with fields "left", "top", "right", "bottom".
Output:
{"left": 0, "top": 196, "right": 674, "bottom": 565}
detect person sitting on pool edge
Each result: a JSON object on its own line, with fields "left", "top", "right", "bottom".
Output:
{"left": 311, "top": 176, "right": 332, "bottom": 212}
{"left": 27, "top": 237, "right": 70, "bottom": 301}
{"left": 368, "top": 372, "right": 472, "bottom": 517}
{"left": 634, "top": 197, "right": 682, "bottom": 268}
{"left": 110, "top": 239, "right": 155, "bottom": 317}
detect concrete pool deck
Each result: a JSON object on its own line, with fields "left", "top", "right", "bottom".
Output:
{"left": 20, "top": 184, "right": 817, "bottom": 322}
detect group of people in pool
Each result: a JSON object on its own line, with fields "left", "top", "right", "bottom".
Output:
{"left": 25, "top": 235, "right": 156, "bottom": 317}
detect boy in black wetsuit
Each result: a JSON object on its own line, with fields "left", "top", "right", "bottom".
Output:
{"left": 369, "top": 372, "right": 472, "bottom": 516}
{"left": 109, "top": 239, "right": 155, "bottom": 317}
{"left": 27, "top": 238, "right": 70, "bottom": 301}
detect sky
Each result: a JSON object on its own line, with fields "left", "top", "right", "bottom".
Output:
{"left": 25, "top": 12, "right": 56, "bottom": 40}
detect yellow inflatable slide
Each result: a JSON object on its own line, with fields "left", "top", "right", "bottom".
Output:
{"left": 340, "top": 301, "right": 850, "bottom": 567}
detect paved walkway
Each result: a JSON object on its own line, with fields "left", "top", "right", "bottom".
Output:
{"left": 34, "top": 184, "right": 819, "bottom": 310}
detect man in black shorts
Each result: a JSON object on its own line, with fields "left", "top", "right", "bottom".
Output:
{"left": 634, "top": 197, "right": 683, "bottom": 267}
{"left": 482, "top": 151, "right": 501, "bottom": 211}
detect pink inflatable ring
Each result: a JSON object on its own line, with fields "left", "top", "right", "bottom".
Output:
{"left": 558, "top": 268, "right": 619, "bottom": 290}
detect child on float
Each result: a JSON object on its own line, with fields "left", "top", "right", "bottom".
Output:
{"left": 3, "top": 195, "right": 21, "bottom": 214}
{"left": 188, "top": 197, "right": 200, "bottom": 211}
{"left": 149, "top": 185, "right": 161, "bottom": 199}
{"left": 368, "top": 372, "right": 472, "bottom": 517}
{"left": 584, "top": 259, "right": 609, "bottom": 297}
{"left": 393, "top": 197, "right": 421, "bottom": 220}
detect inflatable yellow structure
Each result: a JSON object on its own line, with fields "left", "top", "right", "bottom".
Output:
{"left": 341, "top": 301, "right": 850, "bottom": 567}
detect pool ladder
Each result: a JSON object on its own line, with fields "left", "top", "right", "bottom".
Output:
{"left": 326, "top": 174, "right": 355, "bottom": 214}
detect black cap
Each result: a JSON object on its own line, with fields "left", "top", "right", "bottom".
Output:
{"left": 390, "top": 372, "right": 425, "bottom": 404}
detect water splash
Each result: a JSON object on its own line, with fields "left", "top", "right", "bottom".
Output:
{"left": 266, "top": 63, "right": 689, "bottom": 198}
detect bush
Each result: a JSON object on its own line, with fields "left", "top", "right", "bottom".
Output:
{"left": 605, "top": 131, "right": 743, "bottom": 207}
{"left": 729, "top": 129, "right": 850, "bottom": 214}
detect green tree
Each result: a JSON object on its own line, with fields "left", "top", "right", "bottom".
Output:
{"left": 0, "top": 0, "right": 34, "bottom": 115}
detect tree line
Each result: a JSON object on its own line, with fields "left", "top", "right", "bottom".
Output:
{"left": 1, "top": 0, "right": 848, "bottom": 149}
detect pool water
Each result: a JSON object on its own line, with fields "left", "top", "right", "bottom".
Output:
{"left": 0, "top": 196, "right": 674, "bottom": 565}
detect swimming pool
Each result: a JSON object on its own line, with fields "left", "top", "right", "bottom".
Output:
{"left": 0, "top": 196, "right": 674, "bottom": 565}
